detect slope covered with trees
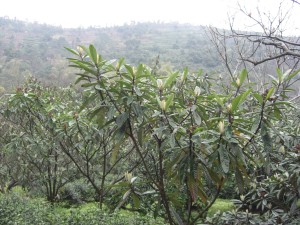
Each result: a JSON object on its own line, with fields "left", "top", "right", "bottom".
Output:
{"left": 0, "top": 17, "right": 219, "bottom": 92}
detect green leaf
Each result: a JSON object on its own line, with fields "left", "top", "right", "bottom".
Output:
{"left": 114, "top": 124, "right": 126, "bottom": 141}
{"left": 75, "top": 76, "right": 88, "bottom": 85}
{"left": 124, "top": 64, "right": 134, "bottom": 79}
{"left": 266, "top": 87, "right": 275, "bottom": 100}
{"left": 231, "top": 143, "right": 246, "bottom": 165}
{"left": 214, "top": 96, "right": 224, "bottom": 107}
{"left": 152, "top": 127, "right": 166, "bottom": 139}
{"left": 134, "top": 86, "right": 142, "bottom": 96}
{"left": 285, "top": 69, "right": 300, "bottom": 82}
{"left": 116, "top": 58, "right": 125, "bottom": 71}
{"left": 154, "top": 199, "right": 162, "bottom": 219}
{"left": 111, "top": 141, "right": 121, "bottom": 164}
{"left": 281, "top": 68, "right": 291, "bottom": 82}
{"left": 253, "top": 93, "right": 263, "bottom": 104}
{"left": 116, "top": 112, "right": 129, "bottom": 128}
{"left": 132, "top": 193, "right": 140, "bottom": 208}
{"left": 187, "top": 175, "right": 198, "bottom": 202}
{"left": 166, "top": 93, "right": 174, "bottom": 110}
{"left": 260, "top": 121, "right": 272, "bottom": 175}
{"left": 135, "top": 64, "right": 144, "bottom": 78}
{"left": 142, "top": 190, "right": 156, "bottom": 195}
{"left": 207, "top": 167, "right": 221, "bottom": 184}
{"left": 269, "top": 74, "right": 279, "bottom": 85}
{"left": 192, "top": 111, "right": 201, "bottom": 125}
{"left": 107, "top": 106, "right": 116, "bottom": 121}
{"left": 231, "top": 95, "right": 242, "bottom": 112}
{"left": 170, "top": 206, "right": 184, "bottom": 225}
{"left": 138, "top": 127, "right": 143, "bottom": 146}
{"left": 235, "top": 167, "right": 244, "bottom": 194}
{"left": 239, "top": 89, "right": 252, "bottom": 105}
{"left": 132, "top": 102, "right": 143, "bottom": 119}
{"left": 232, "top": 89, "right": 251, "bottom": 112}
{"left": 273, "top": 101, "right": 293, "bottom": 107}
{"left": 218, "top": 145, "right": 230, "bottom": 173}
{"left": 72, "top": 61, "right": 98, "bottom": 76}
{"left": 180, "top": 67, "right": 188, "bottom": 83}
{"left": 169, "top": 133, "right": 176, "bottom": 148}
{"left": 131, "top": 177, "right": 137, "bottom": 183}
{"left": 165, "top": 71, "right": 179, "bottom": 88}
{"left": 239, "top": 69, "right": 247, "bottom": 86}
{"left": 88, "top": 44, "right": 99, "bottom": 65}
{"left": 89, "top": 107, "right": 103, "bottom": 120}
{"left": 197, "top": 187, "right": 208, "bottom": 203}
{"left": 79, "top": 93, "right": 98, "bottom": 112}
{"left": 191, "top": 134, "right": 202, "bottom": 145}
{"left": 276, "top": 68, "right": 283, "bottom": 83}
{"left": 273, "top": 106, "right": 281, "bottom": 120}
{"left": 80, "top": 82, "right": 98, "bottom": 87}
{"left": 116, "top": 189, "right": 131, "bottom": 210}
{"left": 126, "top": 96, "right": 133, "bottom": 105}
{"left": 64, "top": 47, "right": 80, "bottom": 56}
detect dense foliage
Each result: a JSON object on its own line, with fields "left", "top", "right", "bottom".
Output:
{"left": 1, "top": 43, "right": 299, "bottom": 224}
{"left": 1, "top": 1, "right": 300, "bottom": 223}
{"left": 0, "top": 189, "right": 165, "bottom": 225}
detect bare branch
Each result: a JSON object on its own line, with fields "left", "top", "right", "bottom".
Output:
{"left": 243, "top": 52, "right": 292, "bottom": 66}
{"left": 290, "top": 0, "right": 300, "bottom": 5}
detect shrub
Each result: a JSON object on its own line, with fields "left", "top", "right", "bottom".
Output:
{"left": 0, "top": 192, "right": 166, "bottom": 224}
{"left": 59, "top": 180, "right": 95, "bottom": 204}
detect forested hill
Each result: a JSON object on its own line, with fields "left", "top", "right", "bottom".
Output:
{"left": 0, "top": 17, "right": 220, "bottom": 92}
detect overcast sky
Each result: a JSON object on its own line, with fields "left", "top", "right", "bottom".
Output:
{"left": 1, "top": 0, "right": 299, "bottom": 33}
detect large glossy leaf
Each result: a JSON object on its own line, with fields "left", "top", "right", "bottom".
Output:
{"left": 192, "top": 111, "right": 201, "bottom": 125}
{"left": 253, "top": 92, "right": 263, "bottom": 104}
{"left": 116, "top": 112, "right": 129, "bottom": 128}
{"left": 232, "top": 89, "right": 251, "bottom": 112}
{"left": 218, "top": 144, "right": 230, "bottom": 173}
{"left": 124, "top": 64, "right": 135, "bottom": 79}
{"left": 166, "top": 93, "right": 174, "bottom": 110}
{"left": 169, "top": 133, "right": 176, "bottom": 148}
{"left": 64, "top": 47, "right": 80, "bottom": 56}
{"left": 235, "top": 167, "right": 244, "bottom": 194}
{"left": 285, "top": 68, "right": 300, "bottom": 82}
{"left": 165, "top": 71, "right": 179, "bottom": 88}
{"left": 170, "top": 206, "right": 184, "bottom": 225}
{"left": 132, "top": 193, "right": 140, "bottom": 208}
{"left": 88, "top": 44, "right": 99, "bottom": 65}
{"left": 266, "top": 87, "right": 275, "bottom": 100}
{"left": 239, "top": 69, "right": 248, "bottom": 86}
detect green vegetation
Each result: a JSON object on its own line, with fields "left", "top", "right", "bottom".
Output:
{"left": 0, "top": 189, "right": 166, "bottom": 224}
{"left": 0, "top": 188, "right": 231, "bottom": 225}
{"left": 0, "top": 3, "right": 300, "bottom": 224}
{"left": 207, "top": 199, "right": 234, "bottom": 217}
{"left": 0, "top": 43, "right": 299, "bottom": 224}
{"left": 0, "top": 17, "right": 219, "bottom": 91}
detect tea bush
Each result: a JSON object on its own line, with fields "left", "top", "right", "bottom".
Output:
{"left": 0, "top": 192, "right": 166, "bottom": 225}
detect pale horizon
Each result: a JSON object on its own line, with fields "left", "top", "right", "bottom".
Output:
{"left": 1, "top": 0, "right": 299, "bottom": 34}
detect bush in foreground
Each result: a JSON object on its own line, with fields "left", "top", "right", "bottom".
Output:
{"left": 0, "top": 192, "right": 166, "bottom": 225}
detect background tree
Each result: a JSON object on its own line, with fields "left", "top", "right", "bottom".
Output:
{"left": 1, "top": 78, "right": 77, "bottom": 201}
{"left": 59, "top": 106, "right": 137, "bottom": 208}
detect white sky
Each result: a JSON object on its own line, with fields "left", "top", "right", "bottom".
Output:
{"left": 0, "top": 0, "right": 299, "bottom": 33}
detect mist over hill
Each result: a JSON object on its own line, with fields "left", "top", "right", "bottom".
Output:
{"left": 0, "top": 17, "right": 220, "bottom": 91}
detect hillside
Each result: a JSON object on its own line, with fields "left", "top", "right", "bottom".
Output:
{"left": 0, "top": 17, "right": 220, "bottom": 91}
